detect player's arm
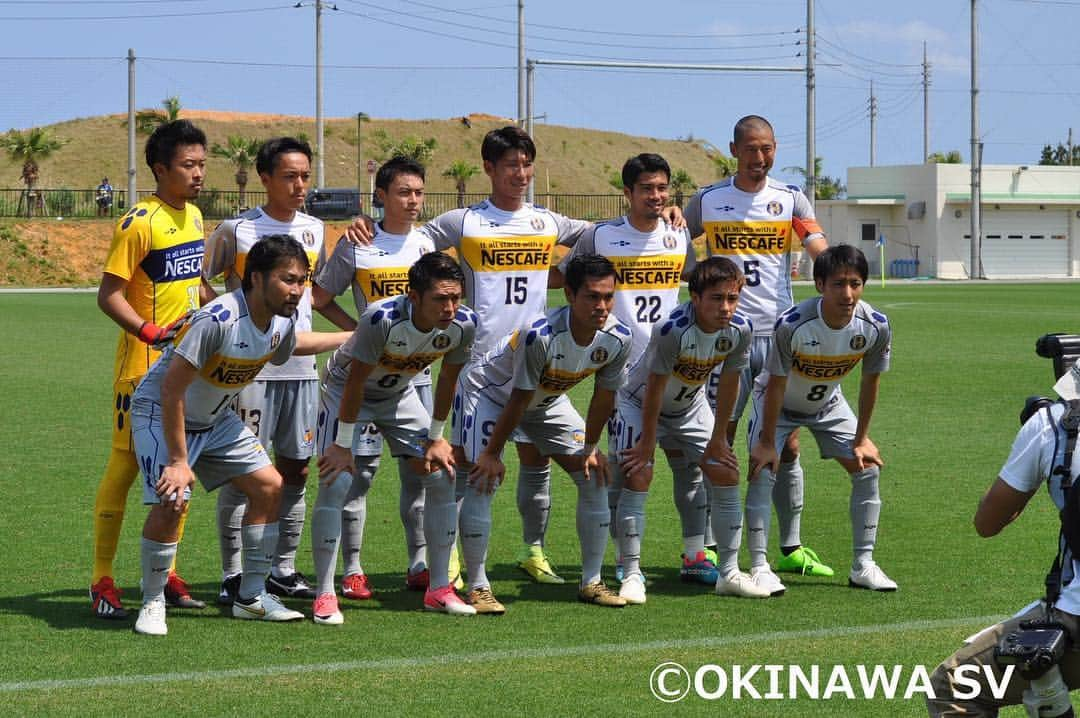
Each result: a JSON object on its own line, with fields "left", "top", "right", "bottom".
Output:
{"left": 582, "top": 385, "right": 617, "bottom": 485}
{"left": 294, "top": 330, "right": 351, "bottom": 356}
{"left": 317, "top": 358, "right": 375, "bottom": 483}
{"left": 704, "top": 370, "right": 741, "bottom": 471}
{"left": 974, "top": 479, "right": 1036, "bottom": 538}
{"left": 792, "top": 194, "right": 828, "bottom": 261}
{"left": 312, "top": 283, "right": 357, "bottom": 331}
{"left": 470, "top": 387, "right": 534, "bottom": 493}
{"left": 199, "top": 277, "right": 217, "bottom": 304}
{"left": 619, "top": 373, "right": 668, "bottom": 480}
{"left": 97, "top": 272, "right": 187, "bottom": 346}
{"left": 749, "top": 374, "right": 786, "bottom": 479}
{"left": 156, "top": 355, "right": 199, "bottom": 511}
{"left": 851, "top": 371, "right": 883, "bottom": 470}
{"left": 424, "top": 359, "right": 464, "bottom": 476}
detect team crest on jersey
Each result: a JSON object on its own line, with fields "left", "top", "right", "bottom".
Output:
{"left": 271, "top": 332, "right": 281, "bottom": 350}
{"left": 766, "top": 201, "right": 783, "bottom": 216}
{"left": 715, "top": 336, "right": 733, "bottom": 352}
{"left": 850, "top": 335, "right": 867, "bottom": 351}
{"left": 530, "top": 216, "right": 545, "bottom": 231}
{"left": 662, "top": 233, "right": 678, "bottom": 249}
{"left": 590, "top": 347, "right": 609, "bottom": 363}
{"left": 302, "top": 229, "right": 315, "bottom": 247}
{"left": 433, "top": 334, "right": 451, "bottom": 350}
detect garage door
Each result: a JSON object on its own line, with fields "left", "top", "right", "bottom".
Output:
{"left": 978, "top": 209, "right": 1069, "bottom": 278}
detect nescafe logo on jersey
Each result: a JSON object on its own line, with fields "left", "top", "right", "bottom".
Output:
{"left": 142, "top": 240, "right": 205, "bottom": 281}
{"left": 378, "top": 352, "right": 442, "bottom": 375}
{"left": 715, "top": 336, "right": 733, "bottom": 353}
{"left": 673, "top": 355, "right": 724, "bottom": 384}
{"left": 203, "top": 353, "right": 274, "bottom": 387}
{"left": 791, "top": 352, "right": 862, "bottom": 380}
{"left": 704, "top": 221, "right": 788, "bottom": 255}
{"left": 432, "top": 334, "right": 451, "bottom": 350}
{"left": 766, "top": 201, "right": 783, "bottom": 216}
{"left": 355, "top": 267, "right": 410, "bottom": 300}
{"left": 610, "top": 255, "right": 684, "bottom": 290}
{"left": 590, "top": 347, "right": 609, "bottom": 363}
{"left": 539, "top": 366, "right": 594, "bottom": 393}
{"left": 460, "top": 235, "right": 555, "bottom": 272}
{"left": 850, "top": 335, "right": 867, "bottom": 351}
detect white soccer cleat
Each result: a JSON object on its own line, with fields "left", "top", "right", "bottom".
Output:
{"left": 715, "top": 570, "right": 771, "bottom": 599}
{"left": 312, "top": 592, "right": 344, "bottom": 625}
{"left": 619, "top": 573, "right": 647, "bottom": 605}
{"left": 749, "top": 566, "right": 787, "bottom": 597}
{"left": 134, "top": 598, "right": 168, "bottom": 636}
{"left": 848, "top": 563, "right": 898, "bottom": 592}
{"left": 232, "top": 591, "right": 305, "bottom": 622}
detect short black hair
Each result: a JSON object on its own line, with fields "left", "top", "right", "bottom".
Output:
{"left": 256, "top": 136, "right": 312, "bottom": 177}
{"left": 732, "top": 115, "right": 775, "bottom": 145}
{"left": 621, "top": 153, "right": 671, "bottom": 190}
{"left": 564, "top": 253, "right": 616, "bottom": 293}
{"left": 242, "top": 234, "right": 310, "bottom": 292}
{"left": 481, "top": 126, "right": 536, "bottom": 164}
{"left": 376, "top": 156, "right": 426, "bottom": 192}
{"left": 813, "top": 244, "right": 869, "bottom": 284}
{"left": 408, "top": 251, "right": 464, "bottom": 295}
{"left": 145, "top": 119, "right": 206, "bottom": 175}
{"left": 688, "top": 256, "right": 744, "bottom": 295}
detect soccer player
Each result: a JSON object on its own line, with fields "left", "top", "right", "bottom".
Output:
{"left": 613, "top": 257, "right": 770, "bottom": 603}
{"left": 314, "top": 251, "right": 478, "bottom": 621}
{"left": 312, "top": 156, "right": 437, "bottom": 597}
{"left": 747, "top": 244, "right": 896, "bottom": 594}
{"left": 684, "top": 114, "right": 832, "bottom": 589}
{"left": 455, "top": 253, "right": 632, "bottom": 613}
{"left": 131, "top": 235, "right": 349, "bottom": 636}
{"left": 91, "top": 119, "right": 212, "bottom": 619}
{"left": 202, "top": 137, "right": 348, "bottom": 605}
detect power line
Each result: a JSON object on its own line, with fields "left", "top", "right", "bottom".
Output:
{"left": 0, "top": 4, "right": 292, "bottom": 20}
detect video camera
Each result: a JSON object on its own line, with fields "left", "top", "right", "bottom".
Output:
{"left": 1020, "top": 335, "right": 1080, "bottom": 426}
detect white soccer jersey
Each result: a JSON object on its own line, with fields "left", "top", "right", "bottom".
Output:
{"left": 203, "top": 207, "right": 325, "bottom": 380}
{"left": 559, "top": 217, "right": 694, "bottom": 366}
{"left": 622, "top": 301, "right": 752, "bottom": 415}
{"left": 765, "top": 297, "right": 891, "bottom": 416}
{"left": 325, "top": 294, "right": 477, "bottom": 403}
{"left": 462, "top": 305, "right": 631, "bottom": 412}
{"left": 684, "top": 178, "right": 823, "bottom": 336}
{"left": 315, "top": 222, "right": 435, "bottom": 386}
{"left": 136, "top": 289, "right": 296, "bottom": 431}
{"left": 420, "top": 200, "right": 589, "bottom": 353}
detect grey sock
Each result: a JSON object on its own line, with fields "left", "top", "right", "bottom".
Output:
{"left": 273, "top": 481, "right": 306, "bottom": 577}
{"left": 216, "top": 483, "right": 246, "bottom": 579}
{"left": 459, "top": 479, "right": 494, "bottom": 591}
{"left": 398, "top": 457, "right": 427, "bottom": 572}
{"left": 239, "top": 523, "right": 277, "bottom": 601}
{"left": 572, "top": 471, "right": 609, "bottom": 587}
{"left": 710, "top": 484, "right": 743, "bottom": 576}
{"left": 616, "top": 487, "right": 647, "bottom": 579}
{"left": 606, "top": 461, "right": 624, "bottom": 543}
{"left": 670, "top": 455, "right": 707, "bottom": 556}
{"left": 313, "top": 469, "right": 352, "bottom": 595}
{"left": 516, "top": 462, "right": 551, "bottom": 546}
{"left": 850, "top": 466, "right": 882, "bottom": 570}
{"left": 421, "top": 468, "right": 456, "bottom": 590}
{"left": 702, "top": 478, "right": 715, "bottom": 547}
{"left": 745, "top": 468, "right": 776, "bottom": 569}
{"left": 340, "top": 459, "right": 376, "bottom": 577}
{"left": 773, "top": 459, "right": 804, "bottom": 549}
{"left": 141, "top": 538, "right": 177, "bottom": 603}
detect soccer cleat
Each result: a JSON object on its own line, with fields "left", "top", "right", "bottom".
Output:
{"left": 465, "top": 587, "right": 506, "bottom": 615}
{"left": 341, "top": 573, "right": 373, "bottom": 600}
{"left": 448, "top": 546, "right": 465, "bottom": 591}
{"left": 516, "top": 545, "right": 565, "bottom": 584}
{"left": 679, "top": 551, "right": 720, "bottom": 586}
{"left": 614, "top": 562, "right": 624, "bottom": 582}
{"left": 749, "top": 566, "right": 787, "bottom": 597}
{"left": 218, "top": 573, "right": 241, "bottom": 606}
{"left": 312, "top": 593, "right": 344, "bottom": 625}
{"left": 578, "top": 580, "right": 627, "bottom": 608}
{"left": 776, "top": 546, "right": 835, "bottom": 577}
{"left": 232, "top": 592, "right": 305, "bottom": 622}
{"left": 266, "top": 571, "right": 317, "bottom": 600}
{"left": 618, "top": 573, "right": 647, "bottom": 605}
{"left": 703, "top": 547, "right": 719, "bottom": 566}
{"left": 164, "top": 572, "right": 206, "bottom": 609}
{"left": 715, "top": 570, "right": 772, "bottom": 599}
{"left": 424, "top": 586, "right": 477, "bottom": 616}
{"left": 405, "top": 568, "right": 430, "bottom": 591}
{"left": 90, "top": 576, "right": 128, "bottom": 620}
{"left": 134, "top": 599, "right": 167, "bottom": 636}
{"left": 848, "top": 563, "right": 898, "bottom": 592}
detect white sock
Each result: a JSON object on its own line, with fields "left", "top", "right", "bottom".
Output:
{"left": 421, "top": 468, "right": 456, "bottom": 590}
{"left": 398, "top": 457, "right": 427, "bottom": 573}
{"left": 459, "top": 478, "right": 494, "bottom": 591}
{"left": 313, "top": 470, "right": 352, "bottom": 595}
{"left": 239, "top": 523, "right": 277, "bottom": 601}
{"left": 850, "top": 466, "right": 882, "bottom": 571}
{"left": 272, "top": 481, "right": 306, "bottom": 578}
{"left": 216, "top": 483, "right": 246, "bottom": 579}
{"left": 141, "top": 538, "right": 177, "bottom": 603}
{"left": 744, "top": 469, "right": 776, "bottom": 569}
{"left": 572, "top": 471, "right": 609, "bottom": 587}
{"left": 670, "top": 455, "right": 707, "bottom": 557}
{"left": 773, "top": 459, "right": 804, "bottom": 549}
{"left": 616, "top": 487, "right": 647, "bottom": 579}
{"left": 710, "top": 484, "right": 743, "bottom": 576}
{"left": 517, "top": 462, "right": 551, "bottom": 547}
{"left": 340, "top": 460, "right": 376, "bottom": 578}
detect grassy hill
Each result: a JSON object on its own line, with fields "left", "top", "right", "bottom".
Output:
{"left": 3, "top": 110, "right": 725, "bottom": 195}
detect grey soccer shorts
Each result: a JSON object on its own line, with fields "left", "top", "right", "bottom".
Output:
{"left": 235, "top": 378, "right": 318, "bottom": 460}
{"left": 747, "top": 385, "right": 858, "bottom": 460}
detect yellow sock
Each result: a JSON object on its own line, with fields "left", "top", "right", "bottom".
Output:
{"left": 170, "top": 501, "right": 191, "bottom": 575}
{"left": 92, "top": 449, "right": 139, "bottom": 584}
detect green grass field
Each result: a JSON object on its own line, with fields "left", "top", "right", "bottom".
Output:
{"left": 1, "top": 282, "right": 1077, "bottom": 716}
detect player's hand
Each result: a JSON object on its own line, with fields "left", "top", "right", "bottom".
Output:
{"left": 583, "top": 448, "right": 609, "bottom": 486}
{"left": 156, "top": 461, "right": 195, "bottom": 512}
{"left": 662, "top": 205, "right": 687, "bottom": 230}
{"left": 342, "top": 215, "right": 376, "bottom": 246}
{"left": 748, "top": 441, "right": 778, "bottom": 481}
{"left": 852, "top": 437, "right": 884, "bottom": 471}
{"left": 139, "top": 310, "right": 194, "bottom": 349}
{"left": 702, "top": 438, "right": 738, "bottom": 472}
{"left": 317, "top": 443, "right": 355, "bottom": 485}
{"left": 619, "top": 445, "right": 653, "bottom": 483}
{"left": 468, "top": 452, "right": 504, "bottom": 494}
{"left": 423, "top": 437, "right": 456, "bottom": 476}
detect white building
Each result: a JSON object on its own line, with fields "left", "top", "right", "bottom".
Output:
{"left": 815, "top": 163, "right": 1080, "bottom": 279}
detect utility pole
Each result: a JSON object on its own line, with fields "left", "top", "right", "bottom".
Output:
{"left": 1069, "top": 127, "right": 1074, "bottom": 166}
{"left": 869, "top": 80, "right": 877, "bottom": 167}
{"left": 526, "top": 59, "right": 535, "bottom": 202}
{"left": 970, "top": 0, "right": 982, "bottom": 279}
{"left": 315, "top": 0, "right": 325, "bottom": 189}
{"left": 518, "top": 1, "right": 526, "bottom": 127}
{"left": 805, "top": 0, "right": 816, "bottom": 207}
{"left": 127, "top": 48, "right": 136, "bottom": 207}
{"left": 922, "top": 42, "right": 931, "bottom": 162}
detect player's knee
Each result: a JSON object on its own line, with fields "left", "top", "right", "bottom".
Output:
{"left": 278, "top": 458, "right": 309, "bottom": 486}
{"left": 144, "top": 503, "right": 183, "bottom": 541}
{"left": 702, "top": 460, "right": 739, "bottom": 487}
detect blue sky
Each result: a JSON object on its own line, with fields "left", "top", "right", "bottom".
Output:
{"left": 2, "top": 0, "right": 1078, "bottom": 185}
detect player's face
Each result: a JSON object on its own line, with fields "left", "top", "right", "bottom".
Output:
{"left": 411, "top": 279, "right": 462, "bottom": 331}
{"left": 261, "top": 152, "right": 310, "bottom": 213}
{"left": 730, "top": 126, "right": 775, "bottom": 185}
{"left": 484, "top": 149, "right": 534, "bottom": 203}
{"left": 566, "top": 275, "right": 616, "bottom": 331}
{"left": 257, "top": 257, "right": 308, "bottom": 318}
{"left": 156, "top": 143, "right": 206, "bottom": 201}
{"left": 816, "top": 267, "right": 864, "bottom": 327}
{"left": 379, "top": 172, "right": 425, "bottom": 225}
{"left": 625, "top": 171, "right": 669, "bottom": 222}
{"left": 691, "top": 280, "right": 742, "bottom": 333}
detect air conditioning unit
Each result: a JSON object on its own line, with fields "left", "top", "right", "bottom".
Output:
{"left": 907, "top": 201, "right": 926, "bottom": 220}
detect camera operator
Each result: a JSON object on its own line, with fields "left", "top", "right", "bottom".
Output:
{"left": 927, "top": 360, "right": 1080, "bottom": 717}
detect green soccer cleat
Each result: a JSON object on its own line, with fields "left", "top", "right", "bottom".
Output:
{"left": 776, "top": 546, "right": 835, "bottom": 577}
{"left": 517, "top": 545, "right": 565, "bottom": 584}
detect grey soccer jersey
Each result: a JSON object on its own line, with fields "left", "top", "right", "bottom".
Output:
{"left": 622, "top": 301, "right": 752, "bottom": 415}
{"left": 461, "top": 305, "right": 632, "bottom": 412}
{"left": 766, "top": 296, "right": 891, "bottom": 415}
{"left": 324, "top": 294, "right": 477, "bottom": 402}
{"left": 202, "top": 207, "right": 324, "bottom": 380}
{"left": 558, "top": 217, "right": 694, "bottom": 366}
{"left": 419, "top": 200, "right": 589, "bottom": 353}
{"left": 135, "top": 289, "right": 296, "bottom": 430}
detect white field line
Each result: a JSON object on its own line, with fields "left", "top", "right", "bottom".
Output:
{"left": 0, "top": 613, "right": 1002, "bottom": 693}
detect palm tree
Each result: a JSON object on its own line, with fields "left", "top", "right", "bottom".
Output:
{"left": 211, "top": 136, "right": 261, "bottom": 209}
{"left": 711, "top": 154, "right": 737, "bottom": 179}
{"left": 927, "top": 150, "right": 962, "bottom": 164}
{"left": 442, "top": 160, "right": 479, "bottom": 208}
{"left": 668, "top": 169, "right": 697, "bottom": 207}
{"left": 0, "top": 127, "right": 67, "bottom": 216}
{"left": 783, "top": 157, "right": 846, "bottom": 200}
{"left": 135, "top": 95, "right": 183, "bottom": 135}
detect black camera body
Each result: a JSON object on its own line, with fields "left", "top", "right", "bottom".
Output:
{"left": 1036, "top": 334, "right": 1080, "bottom": 381}
{"left": 995, "top": 619, "right": 1070, "bottom": 680}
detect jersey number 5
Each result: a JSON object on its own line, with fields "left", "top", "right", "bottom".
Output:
{"left": 743, "top": 260, "right": 761, "bottom": 287}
